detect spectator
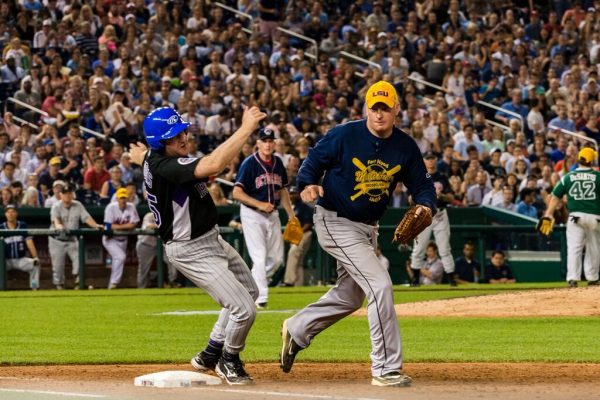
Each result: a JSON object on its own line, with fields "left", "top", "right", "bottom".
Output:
{"left": 38, "top": 156, "right": 64, "bottom": 198}
{"left": 498, "top": 186, "right": 517, "bottom": 212}
{"left": 465, "top": 170, "right": 491, "bottom": 206}
{"left": 454, "top": 241, "right": 481, "bottom": 284}
{"left": 99, "top": 165, "right": 123, "bottom": 202}
{"left": 44, "top": 180, "right": 65, "bottom": 208}
{"left": 485, "top": 250, "right": 516, "bottom": 284}
{"left": 0, "top": 161, "right": 18, "bottom": 189}
{"left": 482, "top": 175, "right": 505, "bottom": 207}
{"left": 83, "top": 156, "right": 110, "bottom": 196}
{"left": 407, "top": 242, "right": 444, "bottom": 285}
{"left": 516, "top": 188, "right": 539, "bottom": 218}
{"left": 495, "top": 89, "right": 529, "bottom": 126}
{"left": 548, "top": 104, "right": 576, "bottom": 132}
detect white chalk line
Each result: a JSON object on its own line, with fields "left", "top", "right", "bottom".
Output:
{"left": 152, "top": 309, "right": 297, "bottom": 316}
{"left": 203, "top": 387, "right": 382, "bottom": 400}
{"left": 0, "top": 388, "right": 106, "bottom": 398}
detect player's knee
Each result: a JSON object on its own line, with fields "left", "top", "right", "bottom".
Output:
{"left": 232, "top": 302, "right": 257, "bottom": 324}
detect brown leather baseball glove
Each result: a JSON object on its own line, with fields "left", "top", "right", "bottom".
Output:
{"left": 392, "top": 205, "right": 433, "bottom": 244}
{"left": 283, "top": 217, "right": 303, "bottom": 245}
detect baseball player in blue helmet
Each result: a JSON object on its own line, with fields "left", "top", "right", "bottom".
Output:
{"left": 142, "top": 107, "right": 191, "bottom": 152}
{"left": 280, "top": 81, "right": 436, "bottom": 387}
{"left": 131, "top": 105, "right": 267, "bottom": 385}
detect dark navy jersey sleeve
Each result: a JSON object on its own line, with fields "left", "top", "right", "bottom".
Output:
{"left": 297, "top": 127, "right": 342, "bottom": 191}
{"left": 234, "top": 155, "right": 254, "bottom": 189}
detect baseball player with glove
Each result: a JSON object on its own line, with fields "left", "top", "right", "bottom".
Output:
{"left": 409, "top": 151, "right": 456, "bottom": 286}
{"left": 538, "top": 147, "right": 600, "bottom": 287}
{"left": 280, "top": 81, "right": 436, "bottom": 387}
{"left": 232, "top": 128, "right": 295, "bottom": 309}
{"left": 130, "top": 105, "right": 265, "bottom": 385}
{"left": 1, "top": 205, "right": 41, "bottom": 290}
{"left": 102, "top": 188, "right": 140, "bottom": 289}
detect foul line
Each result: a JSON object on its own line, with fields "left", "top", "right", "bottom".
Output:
{"left": 152, "top": 309, "right": 297, "bottom": 316}
{"left": 0, "top": 388, "right": 106, "bottom": 398}
{"left": 203, "top": 387, "right": 382, "bottom": 400}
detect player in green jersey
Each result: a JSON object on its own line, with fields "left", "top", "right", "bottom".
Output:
{"left": 541, "top": 147, "right": 600, "bottom": 287}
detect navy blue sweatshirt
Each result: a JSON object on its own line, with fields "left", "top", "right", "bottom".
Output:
{"left": 297, "top": 120, "right": 437, "bottom": 223}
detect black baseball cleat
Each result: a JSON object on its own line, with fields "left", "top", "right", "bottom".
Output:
{"left": 280, "top": 319, "right": 303, "bottom": 373}
{"left": 568, "top": 280, "right": 578, "bottom": 288}
{"left": 215, "top": 356, "right": 254, "bottom": 385}
{"left": 588, "top": 280, "right": 599, "bottom": 286}
{"left": 191, "top": 351, "right": 219, "bottom": 371}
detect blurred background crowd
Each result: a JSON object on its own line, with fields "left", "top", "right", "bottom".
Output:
{"left": 0, "top": 0, "right": 598, "bottom": 225}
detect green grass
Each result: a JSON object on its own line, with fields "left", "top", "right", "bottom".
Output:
{"left": 1, "top": 283, "right": 598, "bottom": 365}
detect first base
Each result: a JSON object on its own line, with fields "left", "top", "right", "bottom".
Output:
{"left": 134, "top": 370, "right": 222, "bottom": 387}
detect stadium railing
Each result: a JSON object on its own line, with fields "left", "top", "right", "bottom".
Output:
{"left": 277, "top": 27, "right": 318, "bottom": 60}
{"left": 406, "top": 75, "right": 513, "bottom": 132}
{"left": 548, "top": 125, "right": 598, "bottom": 150}
{"left": 213, "top": 2, "right": 253, "bottom": 34}
{"left": 0, "top": 228, "right": 162, "bottom": 290}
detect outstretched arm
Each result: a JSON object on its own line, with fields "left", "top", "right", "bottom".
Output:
{"left": 195, "top": 107, "right": 266, "bottom": 178}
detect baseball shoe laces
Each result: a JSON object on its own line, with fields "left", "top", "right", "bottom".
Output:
{"left": 191, "top": 351, "right": 219, "bottom": 372}
{"left": 280, "top": 319, "right": 302, "bottom": 373}
{"left": 215, "top": 356, "right": 253, "bottom": 385}
{"left": 371, "top": 371, "right": 412, "bottom": 387}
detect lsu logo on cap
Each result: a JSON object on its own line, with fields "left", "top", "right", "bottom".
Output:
{"left": 366, "top": 81, "right": 397, "bottom": 109}
{"left": 373, "top": 91, "right": 389, "bottom": 97}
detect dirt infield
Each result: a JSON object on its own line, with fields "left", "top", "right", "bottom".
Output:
{"left": 355, "top": 287, "right": 600, "bottom": 317}
{"left": 1, "top": 363, "right": 600, "bottom": 400}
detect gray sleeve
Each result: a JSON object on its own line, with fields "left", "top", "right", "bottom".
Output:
{"left": 76, "top": 202, "right": 93, "bottom": 224}
{"left": 50, "top": 203, "right": 60, "bottom": 227}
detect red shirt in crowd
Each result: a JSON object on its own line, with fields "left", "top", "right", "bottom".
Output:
{"left": 84, "top": 167, "right": 110, "bottom": 193}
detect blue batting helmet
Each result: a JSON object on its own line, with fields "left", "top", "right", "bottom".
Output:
{"left": 143, "top": 107, "right": 190, "bottom": 152}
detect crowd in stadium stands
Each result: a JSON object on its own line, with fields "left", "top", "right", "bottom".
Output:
{"left": 0, "top": 0, "right": 599, "bottom": 284}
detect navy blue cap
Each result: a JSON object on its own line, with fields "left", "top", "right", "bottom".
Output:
{"left": 258, "top": 127, "right": 275, "bottom": 141}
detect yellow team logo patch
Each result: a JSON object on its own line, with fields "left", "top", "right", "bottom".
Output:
{"left": 351, "top": 158, "right": 401, "bottom": 202}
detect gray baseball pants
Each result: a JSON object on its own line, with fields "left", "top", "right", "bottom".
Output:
{"left": 136, "top": 242, "right": 177, "bottom": 288}
{"left": 165, "top": 226, "right": 258, "bottom": 354}
{"left": 48, "top": 237, "right": 79, "bottom": 285}
{"left": 6, "top": 258, "right": 40, "bottom": 289}
{"left": 285, "top": 206, "right": 403, "bottom": 376}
